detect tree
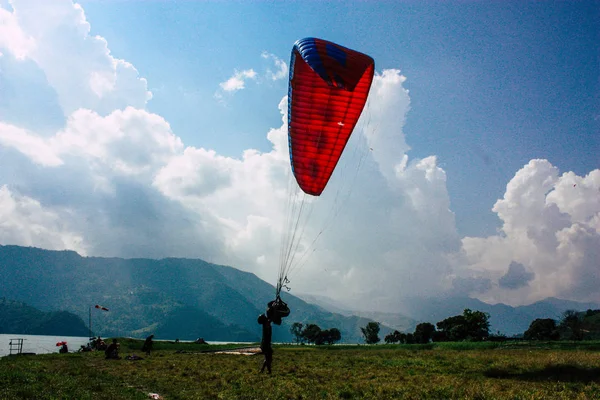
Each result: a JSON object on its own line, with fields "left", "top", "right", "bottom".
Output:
{"left": 414, "top": 322, "right": 436, "bottom": 344}
{"left": 295, "top": 324, "right": 342, "bottom": 345}
{"left": 432, "top": 330, "right": 448, "bottom": 342}
{"left": 384, "top": 331, "right": 397, "bottom": 344}
{"left": 524, "top": 318, "right": 559, "bottom": 341}
{"left": 313, "top": 328, "right": 342, "bottom": 345}
{"left": 585, "top": 309, "right": 600, "bottom": 318}
{"left": 290, "top": 322, "right": 304, "bottom": 344}
{"left": 436, "top": 315, "right": 468, "bottom": 341}
{"left": 361, "top": 322, "right": 380, "bottom": 344}
{"left": 301, "top": 324, "right": 322, "bottom": 344}
{"left": 436, "top": 309, "right": 490, "bottom": 342}
{"left": 463, "top": 309, "right": 490, "bottom": 341}
{"left": 560, "top": 310, "right": 584, "bottom": 340}
{"left": 325, "top": 328, "right": 342, "bottom": 345}
{"left": 314, "top": 330, "right": 327, "bottom": 345}
{"left": 384, "top": 330, "right": 406, "bottom": 344}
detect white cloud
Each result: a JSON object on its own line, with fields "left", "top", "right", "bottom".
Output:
{"left": 547, "top": 170, "right": 600, "bottom": 225}
{"left": 218, "top": 69, "right": 257, "bottom": 92}
{"left": 363, "top": 69, "right": 411, "bottom": 184}
{"left": 0, "top": 0, "right": 152, "bottom": 116}
{"left": 215, "top": 51, "right": 288, "bottom": 102}
{"left": 0, "top": 4, "right": 35, "bottom": 60}
{"left": 0, "top": 185, "right": 86, "bottom": 254}
{"left": 54, "top": 107, "right": 183, "bottom": 177}
{"left": 1, "top": 107, "right": 183, "bottom": 177}
{"left": 153, "top": 96, "right": 292, "bottom": 277}
{"left": 261, "top": 51, "right": 288, "bottom": 81}
{"left": 0, "top": 122, "right": 63, "bottom": 166}
{"left": 462, "top": 160, "right": 600, "bottom": 305}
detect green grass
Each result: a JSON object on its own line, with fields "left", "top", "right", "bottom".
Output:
{"left": 1, "top": 339, "right": 599, "bottom": 399}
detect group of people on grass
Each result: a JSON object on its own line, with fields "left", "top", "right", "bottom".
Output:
{"left": 61, "top": 335, "right": 153, "bottom": 359}
{"left": 106, "top": 334, "right": 154, "bottom": 359}
{"left": 57, "top": 298, "right": 286, "bottom": 374}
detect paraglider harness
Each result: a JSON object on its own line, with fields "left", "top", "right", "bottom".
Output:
{"left": 266, "top": 296, "right": 290, "bottom": 325}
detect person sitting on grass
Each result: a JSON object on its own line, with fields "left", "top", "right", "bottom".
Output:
{"left": 93, "top": 337, "right": 107, "bottom": 351}
{"left": 104, "top": 338, "right": 120, "bottom": 359}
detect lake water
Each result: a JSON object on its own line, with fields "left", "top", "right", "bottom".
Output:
{"left": 0, "top": 334, "right": 254, "bottom": 357}
{"left": 0, "top": 334, "right": 91, "bottom": 357}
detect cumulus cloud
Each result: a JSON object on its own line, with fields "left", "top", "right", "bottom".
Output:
{"left": 0, "top": 185, "right": 85, "bottom": 253}
{"left": 54, "top": 107, "right": 183, "bottom": 176}
{"left": 153, "top": 96, "right": 293, "bottom": 278}
{"left": 0, "top": 122, "right": 63, "bottom": 166}
{"left": 261, "top": 51, "right": 288, "bottom": 81}
{"left": 1, "top": 0, "right": 598, "bottom": 311}
{"left": 0, "top": 0, "right": 152, "bottom": 116}
{"left": 0, "top": 107, "right": 220, "bottom": 260}
{"left": 0, "top": 3, "right": 35, "bottom": 60}
{"left": 1, "top": 107, "right": 183, "bottom": 176}
{"left": 462, "top": 160, "right": 600, "bottom": 305}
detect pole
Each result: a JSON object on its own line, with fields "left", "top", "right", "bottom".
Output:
{"left": 89, "top": 305, "right": 92, "bottom": 339}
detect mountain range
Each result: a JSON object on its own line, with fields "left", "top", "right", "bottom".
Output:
{"left": 0, "top": 245, "right": 391, "bottom": 343}
{"left": 1, "top": 244, "right": 597, "bottom": 341}
{"left": 299, "top": 292, "right": 600, "bottom": 336}
{"left": 0, "top": 298, "right": 89, "bottom": 336}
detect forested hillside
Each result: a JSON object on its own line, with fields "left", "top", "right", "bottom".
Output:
{"left": 0, "top": 245, "right": 390, "bottom": 342}
{"left": 0, "top": 298, "right": 89, "bottom": 336}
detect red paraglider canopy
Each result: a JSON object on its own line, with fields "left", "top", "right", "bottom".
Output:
{"left": 288, "top": 37, "right": 375, "bottom": 196}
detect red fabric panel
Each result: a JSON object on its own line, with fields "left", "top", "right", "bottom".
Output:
{"left": 289, "top": 51, "right": 374, "bottom": 196}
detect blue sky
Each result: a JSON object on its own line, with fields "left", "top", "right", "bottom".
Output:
{"left": 1, "top": 0, "right": 598, "bottom": 308}
{"left": 78, "top": 0, "right": 599, "bottom": 237}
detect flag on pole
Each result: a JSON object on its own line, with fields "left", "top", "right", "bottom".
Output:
{"left": 95, "top": 304, "right": 109, "bottom": 311}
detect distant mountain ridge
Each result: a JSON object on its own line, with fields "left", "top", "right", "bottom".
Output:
{"left": 301, "top": 293, "right": 600, "bottom": 336}
{"left": 295, "top": 293, "right": 418, "bottom": 332}
{"left": 0, "top": 245, "right": 393, "bottom": 342}
{"left": 0, "top": 298, "right": 89, "bottom": 336}
{"left": 1, "top": 244, "right": 597, "bottom": 340}
{"left": 395, "top": 295, "right": 600, "bottom": 335}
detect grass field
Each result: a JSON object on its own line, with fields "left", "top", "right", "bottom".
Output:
{"left": 1, "top": 339, "right": 599, "bottom": 399}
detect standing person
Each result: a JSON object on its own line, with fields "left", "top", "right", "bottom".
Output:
{"left": 257, "top": 314, "right": 273, "bottom": 374}
{"left": 142, "top": 334, "right": 154, "bottom": 356}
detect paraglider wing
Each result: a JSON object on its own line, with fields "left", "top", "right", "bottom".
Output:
{"left": 288, "top": 37, "right": 375, "bottom": 196}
